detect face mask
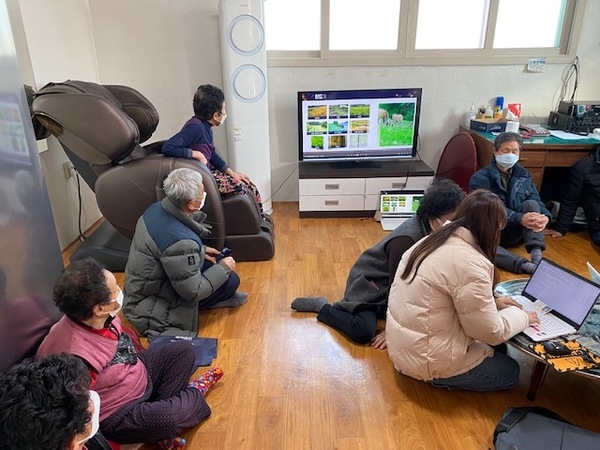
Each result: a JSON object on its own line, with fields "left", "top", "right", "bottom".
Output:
{"left": 495, "top": 153, "right": 519, "bottom": 169}
{"left": 77, "top": 390, "right": 101, "bottom": 445}
{"left": 196, "top": 192, "right": 207, "bottom": 211}
{"left": 218, "top": 113, "right": 227, "bottom": 125}
{"left": 109, "top": 288, "right": 123, "bottom": 318}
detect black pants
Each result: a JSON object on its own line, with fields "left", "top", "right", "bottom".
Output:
{"left": 495, "top": 199, "right": 546, "bottom": 273}
{"left": 317, "top": 304, "right": 382, "bottom": 345}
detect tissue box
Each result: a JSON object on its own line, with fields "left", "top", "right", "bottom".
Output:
{"left": 470, "top": 118, "right": 507, "bottom": 133}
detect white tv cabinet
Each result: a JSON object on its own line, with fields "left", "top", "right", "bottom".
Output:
{"left": 299, "top": 160, "right": 435, "bottom": 217}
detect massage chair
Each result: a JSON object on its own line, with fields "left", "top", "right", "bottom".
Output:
{"left": 32, "top": 80, "right": 274, "bottom": 271}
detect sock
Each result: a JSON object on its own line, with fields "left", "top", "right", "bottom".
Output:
{"left": 209, "top": 292, "right": 248, "bottom": 309}
{"left": 520, "top": 262, "right": 537, "bottom": 274}
{"left": 291, "top": 297, "right": 328, "bottom": 313}
{"left": 530, "top": 247, "right": 543, "bottom": 265}
{"left": 157, "top": 437, "right": 186, "bottom": 450}
{"left": 188, "top": 367, "right": 224, "bottom": 394}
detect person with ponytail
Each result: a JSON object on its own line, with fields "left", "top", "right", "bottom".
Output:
{"left": 386, "top": 189, "right": 539, "bottom": 391}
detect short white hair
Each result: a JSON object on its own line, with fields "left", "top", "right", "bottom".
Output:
{"left": 163, "top": 168, "right": 204, "bottom": 208}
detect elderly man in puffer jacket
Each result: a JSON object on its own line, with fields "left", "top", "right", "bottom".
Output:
{"left": 124, "top": 168, "right": 247, "bottom": 337}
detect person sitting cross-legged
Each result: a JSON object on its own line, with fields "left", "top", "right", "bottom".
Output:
{"left": 36, "top": 258, "right": 223, "bottom": 450}
{"left": 124, "top": 167, "right": 247, "bottom": 338}
{"left": 469, "top": 132, "right": 551, "bottom": 274}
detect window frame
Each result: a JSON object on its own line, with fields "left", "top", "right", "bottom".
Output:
{"left": 266, "top": 0, "right": 587, "bottom": 67}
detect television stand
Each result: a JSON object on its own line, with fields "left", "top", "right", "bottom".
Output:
{"left": 330, "top": 161, "right": 382, "bottom": 169}
{"left": 299, "top": 160, "right": 434, "bottom": 218}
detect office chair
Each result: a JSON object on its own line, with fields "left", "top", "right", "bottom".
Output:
{"left": 436, "top": 131, "right": 478, "bottom": 192}
{"left": 32, "top": 80, "right": 274, "bottom": 271}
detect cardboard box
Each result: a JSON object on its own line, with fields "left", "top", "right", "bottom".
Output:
{"left": 470, "top": 118, "right": 507, "bottom": 133}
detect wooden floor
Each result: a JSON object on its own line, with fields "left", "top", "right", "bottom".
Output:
{"left": 71, "top": 203, "right": 600, "bottom": 449}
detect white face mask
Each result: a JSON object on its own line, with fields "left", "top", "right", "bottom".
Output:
{"left": 109, "top": 288, "right": 123, "bottom": 318}
{"left": 495, "top": 153, "right": 519, "bottom": 169}
{"left": 196, "top": 192, "right": 207, "bottom": 211}
{"left": 218, "top": 113, "right": 227, "bottom": 125}
{"left": 77, "top": 390, "right": 101, "bottom": 445}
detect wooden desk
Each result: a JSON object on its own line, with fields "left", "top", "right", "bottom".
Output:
{"left": 460, "top": 126, "right": 599, "bottom": 190}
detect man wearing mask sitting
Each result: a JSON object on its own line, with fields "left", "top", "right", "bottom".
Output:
{"left": 469, "top": 131, "right": 551, "bottom": 274}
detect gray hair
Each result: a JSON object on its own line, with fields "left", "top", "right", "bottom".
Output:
{"left": 163, "top": 168, "right": 204, "bottom": 208}
{"left": 494, "top": 131, "right": 523, "bottom": 151}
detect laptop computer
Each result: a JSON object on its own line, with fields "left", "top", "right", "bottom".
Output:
{"left": 587, "top": 261, "right": 600, "bottom": 285}
{"left": 511, "top": 258, "right": 600, "bottom": 342}
{"left": 378, "top": 190, "right": 424, "bottom": 231}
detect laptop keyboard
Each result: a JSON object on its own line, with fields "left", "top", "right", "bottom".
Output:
{"left": 511, "top": 295, "right": 573, "bottom": 337}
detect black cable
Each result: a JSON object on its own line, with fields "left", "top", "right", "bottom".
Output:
{"left": 261, "top": 164, "right": 299, "bottom": 204}
{"left": 557, "top": 56, "right": 579, "bottom": 109}
{"left": 74, "top": 171, "right": 86, "bottom": 242}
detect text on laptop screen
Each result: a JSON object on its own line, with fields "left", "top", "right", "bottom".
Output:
{"left": 380, "top": 192, "right": 423, "bottom": 215}
{"left": 524, "top": 259, "right": 600, "bottom": 324}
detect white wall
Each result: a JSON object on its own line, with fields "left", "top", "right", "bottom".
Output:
{"left": 11, "top": 0, "right": 600, "bottom": 240}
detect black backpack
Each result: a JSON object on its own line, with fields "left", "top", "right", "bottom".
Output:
{"left": 494, "top": 406, "right": 600, "bottom": 449}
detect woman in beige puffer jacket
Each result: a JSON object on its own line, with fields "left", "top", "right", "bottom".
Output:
{"left": 386, "top": 189, "right": 538, "bottom": 391}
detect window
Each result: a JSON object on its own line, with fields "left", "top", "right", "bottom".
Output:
{"left": 329, "top": 0, "right": 401, "bottom": 51}
{"left": 264, "top": 0, "right": 584, "bottom": 66}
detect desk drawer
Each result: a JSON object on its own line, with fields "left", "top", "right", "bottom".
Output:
{"left": 519, "top": 151, "right": 546, "bottom": 168}
{"left": 545, "top": 151, "right": 590, "bottom": 167}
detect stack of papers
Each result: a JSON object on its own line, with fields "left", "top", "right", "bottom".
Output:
{"left": 549, "top": 130, "right": 593, "bottom": 140}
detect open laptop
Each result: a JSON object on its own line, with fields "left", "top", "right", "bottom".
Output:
{"left": 587, "top": 261, "right": 600, "bottom": 285}
{"left": 378, "top": 190, "right": 424, "bottom": 231}
{"left": 511, "top": 258, "right": 600, "bottom": 342}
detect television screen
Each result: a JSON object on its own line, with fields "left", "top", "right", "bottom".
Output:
{"left": 297, "top": 88, "right": 422, "bottom": 165}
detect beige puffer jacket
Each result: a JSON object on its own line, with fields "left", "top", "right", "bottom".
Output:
{"left": 386, "top": 227, "right": 529, "bottom": 382}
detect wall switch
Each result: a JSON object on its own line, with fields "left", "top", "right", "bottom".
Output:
{"left": 63, "top": 161, "right": 74, "bottom": 179}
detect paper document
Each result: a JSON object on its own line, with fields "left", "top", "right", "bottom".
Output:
{"left": 549, "top": 130, "right": 591, "bottom": 140}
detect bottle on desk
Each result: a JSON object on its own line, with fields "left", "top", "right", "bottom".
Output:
{"left": 465, "top": 102, "right": 477, "bottom": 127}
{"left": 484, "top": 104, "right": 494, "bottom": 119}
{"left": 494, "top": 96, "right": 504, "bottom": 119}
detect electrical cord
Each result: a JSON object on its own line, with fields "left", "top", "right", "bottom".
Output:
{"left": 260, "top": 164, "right": 299, "bottom": 205}
{"left": 74, "top": 170, "right": 86, "bottom": 243}
{"left": 556, "top": 56, "right": 579, "bottom": 110}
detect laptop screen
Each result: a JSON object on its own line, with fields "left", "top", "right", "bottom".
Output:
{"left": 522, "top": 258, "right": 600, "bottom": 326}
{"left": 380, "top": 190, "right": 424, "bottom": 216}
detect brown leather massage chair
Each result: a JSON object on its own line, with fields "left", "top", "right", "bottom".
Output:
{"left": 32, "top": 80, "right": 274, "bottom": 271}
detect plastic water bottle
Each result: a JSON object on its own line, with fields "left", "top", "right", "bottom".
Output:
{"left": 484, "top": 104, "right": 493, "bottom": 119}
{"left": 465, "top": 103, "right": 477, "bottom": 127}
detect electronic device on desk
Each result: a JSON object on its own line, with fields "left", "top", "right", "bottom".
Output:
{"left": 297, "top": 88, "right": 422, "bottom": 169}
{"left": 548, "top": 100, "right": 600, "bottom": 134}
{"left": 519, "top": 124, "right": 551, "bottom": 137}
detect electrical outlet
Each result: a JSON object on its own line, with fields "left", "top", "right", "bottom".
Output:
{"left": 63, "top": 161, "right": 74, "bottom": 179}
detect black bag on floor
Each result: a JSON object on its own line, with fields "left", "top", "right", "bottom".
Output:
{"left": 494, "top": 406, "right": 600, "bottom": 449}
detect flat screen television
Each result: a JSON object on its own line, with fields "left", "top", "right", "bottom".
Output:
{"left": 297, "top": 88, "right": 422, "bottom": 168}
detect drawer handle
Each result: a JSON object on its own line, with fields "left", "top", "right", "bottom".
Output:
{"left": 324, "top": 200, "right": 339, "bottom": 206}
{"left": 324, "top": 184, "right": 340, "bottom": 190}
{"left": 391, "top": 182, "right": 406, "bottom": 189}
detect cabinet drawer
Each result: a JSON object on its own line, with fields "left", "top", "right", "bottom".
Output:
{"left": 545, "top": 151, "right": 590, "bottom": 167}
{"left": 365, "top": 175, "right": 434, "bottom": 194}
{"left": 518, "top": 151, "right": 546, "bottom": 168}
{"left": 299, "top": 178, "right": 365, "bottom": 196}
{"left": 299, "top": 195, "right": 365, "bottom": 211}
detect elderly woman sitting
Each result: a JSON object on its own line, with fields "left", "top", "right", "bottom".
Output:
{"left": 37, "top": 257, "right": 222, "bottom": 450}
